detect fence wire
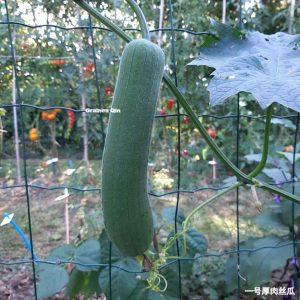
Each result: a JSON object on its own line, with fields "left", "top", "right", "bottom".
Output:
{"left": 0, "top": 1, "right": 299, "bottom": 299}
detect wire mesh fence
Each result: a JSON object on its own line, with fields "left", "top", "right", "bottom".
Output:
{"left": 0, "top": 0, "right": 300, "bottom": 299}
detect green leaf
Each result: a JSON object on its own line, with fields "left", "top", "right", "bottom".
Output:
{"left": 99, "top": 257, "right": 141, "bottom": 300}
{"left": 128, "top": 281, "right": 165, "bottom": 300}
{"left": 246, "top": 237, "right": 293, "bottom": 286}
{"left": 254, "top": 210, "right": 286, "bottom": 229}
{"left": 276, "top": 151, "right": 300, "bottom": 164}
{"left": 99, "top": 230, "right": 122, "bottom": 264}
{"left": 74, "top": 239, "right": 101, "bottom": 272}
{"left": 189, "top": 20, "right": 300, "bottom": 112}
{"left": 36, "top": 264, "right": 68, "bottom": 300}
{"left": 65, "top": 269, "right": 101, "bottom": 299}
{"left": 126, "top": 270, "right": 179, "bottom": 300}
{"left": 244, "top": 154, "right": 262, "bottom": 163}
{"left": 167, "top": 228, "right": 208, "bottom": 275}
{"left": 160, "top": 266, "right": 181, "bottom": 300}
{"left": 47, "top": 244, "right": 74, "bottom": 261}
{"left": 271, "top": 118, "right": 296, "bottom": 129}
{"left": 280, "top": 200, "right": 300, "bottom": 227}
{"left": 262, "top": 168, "right": 291, "bottom": 183}
{"left": 168, "top": 228, "right": 208, "bottom": 257}
{"left": 161, "top": 207, "right": 185, "bottom": 225}
{"left": 221, "top": 236, "right": 293, "bottom": 292}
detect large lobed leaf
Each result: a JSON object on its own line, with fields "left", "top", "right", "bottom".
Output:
{"left": 189, "top": 19, "right": 300, "bottom": 112}
{"left": 220, "top": 236, "right": 294, "bottom": 292}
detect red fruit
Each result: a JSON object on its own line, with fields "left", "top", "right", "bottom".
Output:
{"left": 176, "top": 150, "right": 183, "bottom": 157}
{"left": 183, "top": 116, "right": 190, "bottom": 124}
{"left": 67, "top": 109, "right": 75, "bottom": 129}
{"left": 207, "top": 128, "right": 217, "bottom": 139}
{"left": 85, "top": 63, "right": 94, "bottom": 72}
{"left": 50, "top": 59, "right": 58, "bottom": 66}
{"left": 167, "top": 98, "right": 175, "bottom": 110}
{"left": 51, "top": 59, "right": 65, "bottom": 66}
{"left": 183, "top": 149, "right": 189, "bottom": 156}
{"left": 160, "top": 108, "right": 167, "bottom": 117}
{"left": 105, "top": 86, "right": 113, "bottom": 96}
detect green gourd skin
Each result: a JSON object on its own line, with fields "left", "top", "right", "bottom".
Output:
{"left": 102, "top": 39, "right": 165, "bottom": 257}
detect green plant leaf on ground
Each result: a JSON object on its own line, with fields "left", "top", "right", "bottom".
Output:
{"left": 36, "top": 264, "right": 69, "bottom": 300}
{"left": 168, "top": 228, "right": 208, "bottom": 257}
{"left": 161, "top": 207, "right": 186, "bottom": 225}
{"left": 99, "top": 230, "right": 122, "bottom": 264}
{"left": 189, "top": 19, "right": 300, "bottom": 112}
{"left": 159, "top": 266, "right": 182, "bottom": 300}
{"left": 254, "top": 210, "right": 287, "bottom": 230}
{"left": 98, "top": 257, "right": 141, "bottom": 300}
{"left": 74, "top": 239, "right": 101, "bottom": 272}
{"left": 65, "top": 269, "right": 101, "bottom": 299}
{"left": 220, "top": 236, "right": 294, "bottom": 292}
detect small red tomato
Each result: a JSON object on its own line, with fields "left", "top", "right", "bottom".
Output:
{"left": 51, "top": 59, "right": 65, "bottom": 66}
{"left": 183, "top": 149, "right": 189, "bottom": 156}
{"left": 86, "top": 63, "right": 94, "bottom": 72}
{"left": 105, "top": 86, "right": 113, "bottom": 96}
{"left": 207, "top": 128, "right": 217, "bottom": 139}
{"left": 160, "top": 108, "right": 167, "bottom": 117}
{"left": 67, "top": 110, "right": 75, "bottom": 129}
{"left": 183, "top": 116, "right": 190, "bottom": 124}
{"left": 176, "top": 150, "right": 183, "bottom": 157}
{"left": 167, "top": 98, "right": 175, "bottom": 110}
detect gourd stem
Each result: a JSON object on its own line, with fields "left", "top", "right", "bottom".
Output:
{"left": 73, "top": 0, "right": 131, "bottom": 42}
{"left": 125, "top": 0, "right": 150, "bottom": 40}
{"left": 73, "top": 0, "right": 300, "bottom": 205}
{"left": 248, "top": 104, "right": 273, "bottom": 178}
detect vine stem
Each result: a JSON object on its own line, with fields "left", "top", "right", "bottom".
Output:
{"left": 182, "top": 182, "right": 242, "bottom": 249}
{"left": 165, "top": 181, "right": 243, "bottom": 260}
{"left": 249, "top": 104, "right": 273, "bottom": 177}
{"left": 73, "top": 0, "right": 131, "bottom": 42}
{"left": 125, "top": 0, "right": 150, "bottom": 40}
{"left": 72, "top": 0, "right": 300, "bottom": 205}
